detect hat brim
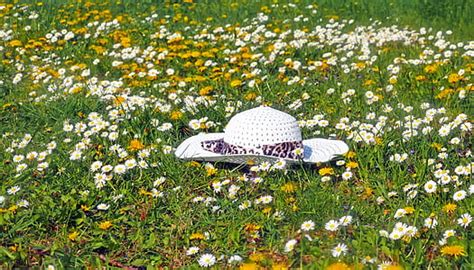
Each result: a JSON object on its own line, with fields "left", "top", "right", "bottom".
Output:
{"left": 174, "top": 133, "right": 349, "bottom": 164}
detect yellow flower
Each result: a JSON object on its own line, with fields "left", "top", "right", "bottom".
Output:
{"left": 319, "top": 167, "right": 334, "bottom": 176}
{"left": 443, "top": 203, "right": 457, "bottom": 214}
{"left": 128, "top": 139, "right": 144, "bottom": 151}
{"left": 281, "top": 182, "right": 296, "bottom": 193}
{"left": 68, "top": 231, "right": 79, "bottom": 241}
{"left": 98, "top": 221, "right": 113, "bottom": 230}
{"left": 424, "top": 64, "right": 438, "bottom": 74}
{"left": 344, "top": 151, "right": 356, "bottom": 159}
{"left": 436, "top": 88, "right": 454, "bottom": 99}
{"left": 272, "top": 263, "right": 288, "bottom": 270}
{"left": 199, "top": 86, "right": 213, "bottom": 96}
{"left": 170, "top": 110, "right": 183, "bottom": 120}
{"left": 81, "top": 205, "right": 90, "bottom": 212}
{"left": 245, "top": 92, "right": 257, "bottom": 101}
{"left": 346, "top": 161, "right": 358, "bottom": 169}
{"left": 382, "top": 265, "right": 404, "bottom": 270}
{"left": 431, "top": 142, "right": 442, "bottom": 151}
{"left": 230, "top": 79, "right": 242, "bottom": 87}
{"left": 205, "top": 166, "right": 217, "bottom": 176}
{"left": 448, "top": 73, "right": 462, "bottom": 83}
{"left": 326, "top": 262, "right": 351, "bottom": 270}
{"left": 440, "top": 245, "right": 466, "bottom": 258}
{"left": 240, "top": 263, "right": 260, "bottom": 270}
{"left": 403, "top": 206, "right": 415, "bottom": 214}
{"left": 8, "top": 40, "right": 23, "bottom": 47}
{"left": 190, "top": 233, "right": 205, "bottom": 240}
{"left": 249, "top": 252, "right": 265, "bottom": 262}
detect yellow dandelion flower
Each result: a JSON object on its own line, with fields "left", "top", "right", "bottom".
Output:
{"left": 281, "top": 182, "right": 296, "bottom": 193}
{"left": 206, "top": 166, "right": 217, "bottom": 176}
{"left": 199, "top": 86, "right": 213, "bottom": 96}
{"left": 245, "top": 92, "right": 257, "bottom": 101}
{"left": 272, "top": 263, "right": 288, "bottom": 270}
{"left": 326, "top": 262, "right": 351, "bottom": 270}
{"left": 403, "top": 206, "right": 415, "bottom": 214}
{"left": 190, "top": 233, "right": 205, "bottom": 240}
{"left": 249, "top": 252, "right": 265, "bottom": 262}
{"left": 382, "top": 265, "right": 404, "bottom": 270}
{"left": 346, "top": 161, "right": 358, "bottom": 169}
{"left": 344, "top": 151, "right": 356, "bottom": 159}
{"left": 440, "top": 245, "right": 466, "bottom": 258}
{"left": 448, "top": 73, "right": 462, "bottom": 83}
{"left": 170, "top": 110, "right": 183, "bottom": 120}
{"left": 443, "top": 203, "right": 457, "bottom": 214}
{"left": 230, "top": 79, "right": 242, "bottom": 87}
{"left": 319, "top": 167, "right": 334, "bottom": 176}
{"left": 8, "top": 40, "right": 23, "bottom": 47}
{"left": 424, "top": 64, "right": 438, "bottom": 73}
{"left": 68, "top": 231, "right": 79, "bottom": 241}
{"left": 128, "top": 139, "right": 145, "bottom": 151}
{"left": 240, "top": 263, "right": 260, "bottom": 270}
{"left": 98, "top": 221, "right": 113, "bottom": 230}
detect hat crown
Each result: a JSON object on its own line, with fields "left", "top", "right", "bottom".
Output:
{"left": 223, "top": 106, "right": 302, "bottom": 148}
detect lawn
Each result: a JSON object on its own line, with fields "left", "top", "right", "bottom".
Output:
{"left": 0, "top": 0, "right": 472, "bottom": 269}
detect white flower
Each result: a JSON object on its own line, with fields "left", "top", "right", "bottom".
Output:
{"left": 17, "top": 199, "right": 29, "bottom": 208}
{"left": 69, "top": 150, "right": 82, "bottom": 160}
{"left": 443, "top": 229, "right": 456, "bottom": 238}
{"left": 339, "top": 215, "right": 353, "bottom": 226}
{"left": 394, "top": 209, "right": 407, "bottom": 219}
{"left": 284, "top": 239, "right": 297, "bottom": 252}
{"left": 301, "top": 220, "right": 315, "bottom": 231}
{"left": 186, "top": 246, "right": 199, "bottom": 256}
{"left": 331, "top": 243, "right": 348, "bottom": 257}
{"left": 325, "top": 220, "right": 339, "bottom": 231}
{"left": 113, "top": 164, "right": 127, "bottom": 174}
{"left": 389, "top": 231, "right": 403, "bottom": 240}
{"left": 97, "top": 203, "right": 110, "bottom": 210}
{"left": 321, "top": 176, "right": 331, "bottom": 182}
{"left": 198, "top": 253, "right": 216, "bottom": 267}
{"left": 341, "top": 171, "right": 353, "bottom": 180}
{"left": 0, "top": 196, "right": 5, "bottom": 205}
{"left": 457, "top": 213, "right": 472, "bottom": 228}
{"left": 90, "top": 161, "right": 103, "bottom": 172}
{"left": 7, "top": 186, "right": 20, "bottom": 195}
{"left": 453, "top": 190, "right": 467, "bottom": 201}
{"left": 228, "top": 255, "right": 243, "bottom": 264}
{"left": 424, "top": 217, "right": 438, "bottom": 228}
{"left": 424, "top": 180, "right": 437, "bottom": 193}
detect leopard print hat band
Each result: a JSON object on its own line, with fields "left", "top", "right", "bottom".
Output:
{"left": 201, "top": 138, "right": 304, "bottom": 160}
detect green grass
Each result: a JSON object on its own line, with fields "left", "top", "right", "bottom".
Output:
{"left": 0, "top": 0, "right": 473, "bottom": 269}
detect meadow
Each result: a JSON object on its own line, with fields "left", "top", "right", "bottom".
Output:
{"left": 0, "top": 0, "right": 473, "bottom": 269}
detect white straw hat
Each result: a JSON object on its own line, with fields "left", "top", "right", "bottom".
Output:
{"left": 175, "top": 106, "right": 349, "bottom": 164}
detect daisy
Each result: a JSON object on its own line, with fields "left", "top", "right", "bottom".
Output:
{"left": 7, "top": 186, "right": 20, "bottom": 195}
{"left": 424, "top": 217, "right": 438, "bottom": 228}
{"left": 341, "top": 171, "right": 353, "bottom": 180}
{"left": 457, "top": 213, "right": 472, "bottom": 228}
{"left": 198, "top": 253, "right": 216, "bottom": 267}
{"left": 331, "top": 243, "right": 348, "bottom": 257}
{"left": 443, "top": 229, "right": 456, "bottom": 239}
{"left": 300, "top": 220, "right": 315, "bottom": 231}
{"left": 325, "top": 220, "right": 339, "bottom": 231}
{"left": 186, "top": 246, "right": 199, "bottom": 256}
{"left": 228, "top": 255, "right": 243, "bottom": 264}
{"left": 339, "top": 215, "right": 353, "bottom": 226}
{"left": 453, "top": 190, "right": 467, "bottom": 201}
{"left": 113, "top": 164, "right": 127, "bottom": 174}
{"left": 97, "top": 203, "right": 110, "bottom": 210}
{"left": 284, "top": 239, "right": 297, "bottom": 252}
{"left": 424, "top": 180, "right": 437, "bottom": 193}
